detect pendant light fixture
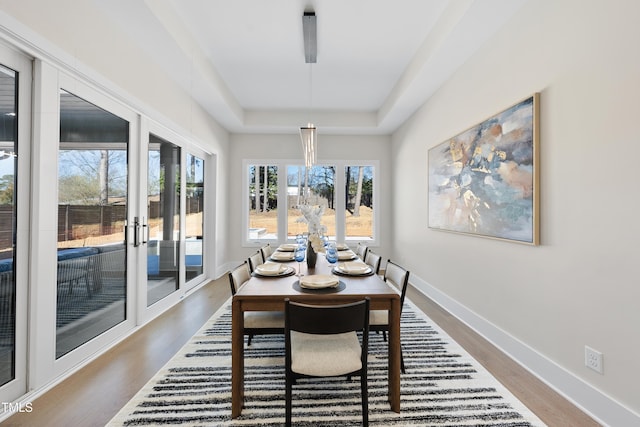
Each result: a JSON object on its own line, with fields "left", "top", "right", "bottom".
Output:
{"left": 300, "top": 11, "right": 317, "bottom": 168}
{"left": 300, "top": 122, "right": 317, "bottom": 168}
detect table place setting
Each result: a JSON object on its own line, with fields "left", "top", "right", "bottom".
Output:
{"left": 332, "top": 260, "right": 374, "bottom": 276}
{"left": 336, "top": 249, "right": 358, "bottom": 260}
{"left": 253, "top": 262, "right": 295, "bottom": 277}
{"left": 293, "top": 274, "right": 346, "bottom": 293}
{"left": 269, "top": 250, "right": 296, "bottom": 261}
{"left": 277, "top": 243, "right": 298, "bottom": 252}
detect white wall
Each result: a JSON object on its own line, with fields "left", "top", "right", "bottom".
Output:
{"left": 392, "top": 0, "right": 640, "bottom": 424}
{"left": 227, "top": 133, "right": 391, "bottom": 264}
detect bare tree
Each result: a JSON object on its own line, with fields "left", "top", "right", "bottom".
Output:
{"left": 99, "top": 150, "right": 108, "bottom": 205}
{"left": 254, "top": 166, "right": 261, "bottom": 213}
{"left": 263, "top": 165, "right": 268, "bottom": 212}
{"left": 353, "top": 166, "right": 364, "bottom": 217}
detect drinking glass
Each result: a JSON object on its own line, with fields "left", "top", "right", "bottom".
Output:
{"left": 294, "top": 247, "right": 305, "bottom": 277}
{"left": 326, "top": 245, "right": 338, "bottom": 266}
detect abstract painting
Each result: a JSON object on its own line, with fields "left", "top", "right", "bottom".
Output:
{"left": 428, "top": 94, "right": 539, "bottom": 244}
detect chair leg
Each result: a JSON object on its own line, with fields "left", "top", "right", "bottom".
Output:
{"left": 401, "top": 346, "right": 406, "bottom": 374}
{"left": 285, "top": 375, "right": 293, "bottom": 427}
{"left": 382, "top": 330, "right": 387, "bottom": 342}
{"left": 247, "top": 333, "right": 253, "bottom": 346}
{"left": 361, "top": 371, "right": 369, "bottom": 426}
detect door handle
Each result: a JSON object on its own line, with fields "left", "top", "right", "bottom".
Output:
{"left": 142, "top": 216, "right": 148, "bottom": 244}
{"left": 133, "top": 217, "right": 140, "bottom": 247}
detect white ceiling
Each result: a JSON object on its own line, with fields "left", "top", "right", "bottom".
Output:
{"left": 96, "top": 0, "right": 527, "bottom": 135}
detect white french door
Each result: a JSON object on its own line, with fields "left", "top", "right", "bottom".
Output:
{"left": 0, "top": 52, "right": 213, "bottom": 408}
{"left": 0, "top": 42, "right": 32, "bottom": 405}
{"left": 136, "top": 120, "right": 210, "bottom": 323}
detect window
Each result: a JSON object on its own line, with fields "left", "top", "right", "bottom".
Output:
{"left": 287, "top": 165, "right": 336, "bottom": 238}
{"left": 344, "top": 165, "right": 374, "bottom": 241}
{"left": 247, "top": 164, "right": 278, "bottom": 240}
{"left": 244, "top": 160, "right": 377, "bottom": 245}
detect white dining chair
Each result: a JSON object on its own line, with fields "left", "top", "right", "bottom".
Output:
{"left": 228, "top": 261, "right": 284, "bottom": 346}
{"left": 369, "top": 259, "right": 410, "bottom": 373}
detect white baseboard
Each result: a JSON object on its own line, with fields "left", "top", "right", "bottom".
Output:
{"left": 410, "top": 275, "right": 639, "bottom": 427}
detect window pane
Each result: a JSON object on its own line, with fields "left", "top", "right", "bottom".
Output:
{"left": 185, "top": 153, "right": 204, "bottom": 281}
{"left": 0, "top": 65, "right": 16, "bottom": 387}
{"left": 248, "top": 165, "right": 277, "bottom": 240}
{"left": 57, "top": 90, "right": 128, "bottom": 358}
{"left": 147, "top": 135, "right": 181, "bottom": 305}
{"left": 345, "top": 165, "right": 373, "bottom": 241}
{"left": 287, "top": 165, "right": 335, "bottom": 239}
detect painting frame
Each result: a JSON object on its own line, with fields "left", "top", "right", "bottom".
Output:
{"left": 428, "top": 93, "right": 540, "bottom": 245}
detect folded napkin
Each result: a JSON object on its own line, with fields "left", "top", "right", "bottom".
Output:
{"left": 338, "top": 261, "right": 370, "bottom": 274}
{"left": 337, "top": 250, "right": 356, "bottom": 260}
{"left": 278, "top": 244, "right": 298, "bottom": 252}
{"left": 335, "top": 243, "right": 349, "bottom": 251}
{"left": 300, "top": 274, "right": 339, "bottom": 289}
{"left": 270, "top": 251, "right": 294, "bottom": 260}
{"left": 256, "top": 263, "right": 288, "bottom": 276}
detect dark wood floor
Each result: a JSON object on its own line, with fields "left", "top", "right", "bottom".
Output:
{"left": 2, "top": 277, "right": 600, "bottom": 427}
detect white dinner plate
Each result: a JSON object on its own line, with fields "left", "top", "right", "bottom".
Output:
{"left": 299, "top": 274, "right": 340, "bottom": 289}
{"left": 270, "top": 251, "right": 295, "bottom": 261}
{"left": 255, "top": 263, "right": 292, "bottom": 276}
{"left": 335, "top": 261, "right": 371, "bottom": 275}
{"left": 277, "top": 244, "right": 298, "bottom": 252}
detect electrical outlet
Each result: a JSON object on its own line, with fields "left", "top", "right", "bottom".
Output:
{"left": 585, "top": 346, "right": 603, "bottom": 374}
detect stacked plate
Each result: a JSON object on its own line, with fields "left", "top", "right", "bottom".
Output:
{"left": 337, "top": 250, "right": 357, "bottom": 261}
{"left": 270, "top": 251, "right": 295, "bottom": 261}
{"left": 254, "top": 262, "right": 294, "bottom": 277}
{"left": 299, "top": 274, "right": 340, "bottom": 289}
{"left": 277, "top": 243, "right": 298, "bottom": 252}
{"left": 333, "top": 261, "right": 372, "bottom": 276}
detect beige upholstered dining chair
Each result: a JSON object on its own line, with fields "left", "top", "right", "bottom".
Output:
{"left": 228, "top": 261, "right": 284, "bottom": 346}
{"left": 369, "top": 259, "right": 410, "bottom": 373}
{"left": 284, "top": 298, "right": 371, "bottom": 427}
{"left": 355, "top": 242, "right": 368, "bottom": 261}
{"left": 364, "top": 250, "right": 381, "bottom": 275}
{"left": 260, "top": 243, "right": 273, "bottom": 261}
{"left": 247, "top": 250, "right": 264, "bottom": 273}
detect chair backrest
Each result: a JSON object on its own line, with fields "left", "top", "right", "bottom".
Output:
{"left": 285, "top": 298, "right": 370, "bottom": 336}
{"left": 228, "top": 262, "right": 251, "bottom": 295}
{"left": 260, "top": 244, "right": 273, "bottom": 261}
{"left": 247, "top": 250, "right": 264, "bottom": 273}
{"left": 364, "top": 251, "right": 381, "bottom": 275}
{"left": 355, "top": 243, "right": 368, "bottom": 260}
{"left": 384, "top": 259, "right": 410, "bottom": 308}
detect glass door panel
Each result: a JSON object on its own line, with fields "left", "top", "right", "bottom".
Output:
{"left": 0, "top": 65, "right": 17, "bottom": 387}
{"left": 147, "top": 134, "right": 180, "bottom": 306}
{"left": 56, "top": 90, "right": 128, "bottom": 358}
{"left": 185, "top": 153, "right": 204, "bottom": 281}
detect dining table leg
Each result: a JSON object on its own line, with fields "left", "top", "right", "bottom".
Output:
{"left": 231, "top": 298, "right": 244, "bottom": 418}
{"left": 388, "top": 296, "right": 401, "bottom": 412}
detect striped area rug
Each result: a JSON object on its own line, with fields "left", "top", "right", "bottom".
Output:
{"left": 107, "top": 300, "right": 546, "bottom": 426}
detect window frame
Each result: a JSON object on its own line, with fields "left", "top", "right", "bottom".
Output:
{"left": 242, "top": 159, "right": 379, "bottom": 247}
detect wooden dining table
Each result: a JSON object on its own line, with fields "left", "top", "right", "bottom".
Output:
{"left": 231, "top": 251, "right": 402, "bottom": 418}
